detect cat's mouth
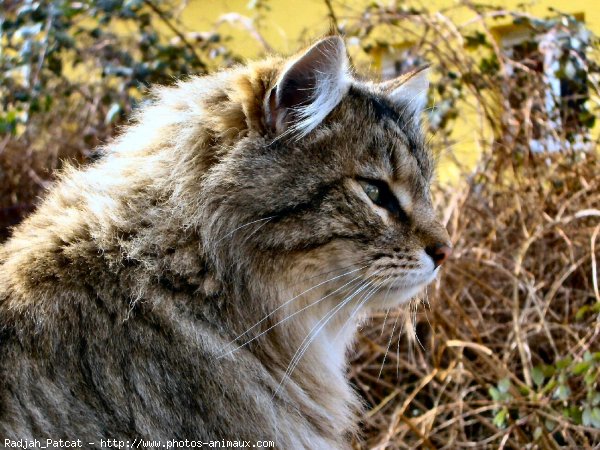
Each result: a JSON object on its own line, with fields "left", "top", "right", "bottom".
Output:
{"left": 371, "top": 263, "right": 439, "bottom": 290}
{"left": 365, "top": 270, "right": 438, "bottom": 308}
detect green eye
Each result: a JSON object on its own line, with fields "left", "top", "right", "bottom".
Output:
{"left": 359, "top": 180, "right": 381, "bottom": 204}
{"left": 357, "top": 177, "right": 409, "bottom": 222}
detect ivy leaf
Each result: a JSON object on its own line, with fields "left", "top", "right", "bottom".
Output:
{"left": 571, "top": 361, "right": 591, "bottom": 376}
{"left": 498, "top": 378, "right": 511, "bottom": 394}
{"left": 532, "top": 366, "right": 545, "bottom": 387}
{"left": 553, "top": 385, "right": 571, "bottom": 401}
{"left": 493, "top": 408, "right": 509, "bottom": 428}
{"left": 592, "top": 408, "right": 600, "bottom": 429}
{"left": 489, "top": 386, "right": 501, "bottom": 401}
{"left": 556, "top": 356, "right": 573, "bottom": 370}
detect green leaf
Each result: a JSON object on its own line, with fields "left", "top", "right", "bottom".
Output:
{"left": 489, "top": 386, "right": 501, "bottom": 401}
{"left": 572, "top": 361, "right": 591, "bottom": 375}
{"left": 542, "top": 364, "right": 556, "bottom": 378}
{"left": 0, "top": 110, "right": 19, "bottom": 135}
{"left": 554, "top": 385, "right": 571, "bottom": 401}
{"left": 584, "top": 371, "right": 597, "bottom": 386}
{"left": 563, "top": 406, "right": 582, "bottom": 424}
{"left": 556, "top": 356, "right": 573, "bottom": 370}
{"left": 498, "top": 378, "right": 511, "bottom": 394}
{"left": 493, "top": 408, "right": 509, "bottom": 428}
{"left": 583, "top": 406, "right": 593, "bottom": 427}
{"left": 576, "top": 305, "right": 590, "bottom": 320}
{"left": 592, "top": 407, "right": 600, "bottom": 428}
{"left": 532, "top": 366, "right": 545, "bottom": 387}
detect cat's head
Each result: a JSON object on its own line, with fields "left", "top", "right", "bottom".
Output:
{"left": 201, "top": 36, "right": 451, "bottom": 309}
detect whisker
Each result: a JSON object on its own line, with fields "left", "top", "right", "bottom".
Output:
{"left": 214, "top": 216, "right": 276, "bottom": 245}
{"left": 421, "top": 287, "right": 434, "bottom": 330}
{"left": 380, "top": 308, "right": 391, "bottom": 337}
{"left": 219, "top": 264, "right": 369, "bottom": 351}
{"left": 332, "top": 282, "right": 379, "bottom": 342}
{"left": 274, "top": 269, "right": 385, "bottom": 397}
{"left": 218, "top": 269, "right": 368, "bottom": 358}
{"left": 334, "top": 276, "right": 390, "bottom": 342}
{"left": 378, "top": 278, "right": 396, "bottom": 338}
{"left": 290, "top": 259, "right": 371, "bottom": 288}
{"left": 379, "top": 311, "right": 399, "bottom": 380}
{"left": 273, "top": 285, "right": 365, "bottom": 399}
{"left": 239, "top": 216, "right": 273, "bottom": 247}
{"left": 396, "top": 307, "right": 407, "bottom": 378}
{"left": 411, "top": 298, "right": 426, "bottom": 352}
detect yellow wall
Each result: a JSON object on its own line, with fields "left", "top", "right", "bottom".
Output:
{"left": 179, "top": 1, "right": 598, "bottom": 182}
{"left": 180, "top": 0, "right": 599, "bottom": 57}
{"left": 180, "top": 0, "right": 329, "bottom": 56}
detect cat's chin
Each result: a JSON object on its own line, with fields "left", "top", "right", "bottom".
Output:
{"left": 368, "top": 269, "right": 439, "bottom": 310}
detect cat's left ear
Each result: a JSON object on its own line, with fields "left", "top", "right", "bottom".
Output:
{"left": 265, "top": 36, "right": 350, "bottom": 137}
{"left": 379, "top": 65, "right": 430, "bottom": 116}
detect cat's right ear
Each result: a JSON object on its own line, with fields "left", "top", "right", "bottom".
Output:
{"left": 265, "top": 36, "right": 350, "bottom": 138}
{"left": 379, "top": 65, "right": 430, "bottom": 117}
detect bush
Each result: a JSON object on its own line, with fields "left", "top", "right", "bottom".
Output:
{"left": 0, "top": 0, "right": 240, "bottom": 237}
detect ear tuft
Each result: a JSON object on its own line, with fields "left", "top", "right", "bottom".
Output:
{"left": 380, "top": 65, "right": 430, "bottom": 116}
{"left": 265, "top": 36, "right": 350, "bottom": 138}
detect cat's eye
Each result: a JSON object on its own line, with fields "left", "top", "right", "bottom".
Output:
{"left": 358, "top": 178, "right": 408, "bottom": 221}
{"left": 360, "top": 181, "right": 381, "bottom": 204}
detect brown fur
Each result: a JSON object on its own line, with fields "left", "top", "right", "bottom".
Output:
{"left": 0, "top": 38, "right": 449, "bottom": 448}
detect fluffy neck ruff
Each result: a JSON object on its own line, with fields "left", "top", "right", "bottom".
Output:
{"left": 217, "top": 256, "right": 370, "bottom": 443}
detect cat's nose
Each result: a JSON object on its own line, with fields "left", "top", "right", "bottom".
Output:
{"left": 425, "top": 243, "right": 452, "bottom": 268}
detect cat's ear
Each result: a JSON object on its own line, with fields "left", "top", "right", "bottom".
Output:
{"left": 265, "top": 36, "right": 350, "bottom": 137}
{"left": 380, "top": 65, "right": 430, "bottom": 116}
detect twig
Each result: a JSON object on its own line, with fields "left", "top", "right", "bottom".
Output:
{"left": 324, "top": 0, "right": 340, "bottom": 34}
{"left": 591, "top": 223, "right": 600, "bottom": 303}
{"left": 142, "top": 0, "right": 206, "bottom": 71}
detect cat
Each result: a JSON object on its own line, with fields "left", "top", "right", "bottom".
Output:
{"left": 0, "top": 36, "right": 451, "bottom": 449}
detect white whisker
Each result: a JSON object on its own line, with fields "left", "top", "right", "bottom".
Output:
{"left": 396, "top": 309, "right": 407, "bottom": 378}
{"left": 380, "top": 308, "right": 390, "bottom": 336}
{"left": 218, "top": 268, "right": 367, "bottom": 358}
{"left": 334, "top": 276, "right": 390, "bottom": 342}
{"left": 214, "top": 216, "right": 276, "bottom": 245}
{"left": 379, "top": 311, "right": 399, "bottom": 380}
{"left": 411, "top": 299, "right": 426, "bottom": 352}
{"left": 273, "top": 269, "right": 385, "bottom": 398}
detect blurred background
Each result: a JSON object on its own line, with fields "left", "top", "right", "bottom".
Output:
{"left": 1, "top": 0, "right": 599, "bottom": 448}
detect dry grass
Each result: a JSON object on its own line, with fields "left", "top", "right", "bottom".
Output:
{"left": 352, "top": 151, "right": 600, "bottom": 449}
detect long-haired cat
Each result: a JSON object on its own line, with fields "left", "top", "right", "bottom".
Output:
{"left": 0, "top": 36, "right": 451, "bottom": 449}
